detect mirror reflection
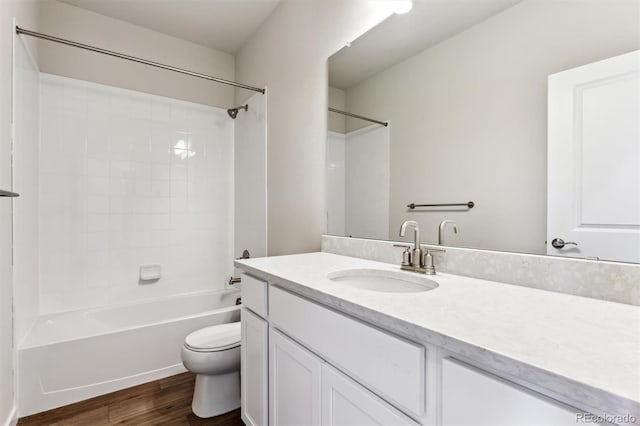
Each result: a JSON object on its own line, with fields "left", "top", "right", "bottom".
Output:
{"left": 327, "top": 0, "right": 640, "bottom": 263}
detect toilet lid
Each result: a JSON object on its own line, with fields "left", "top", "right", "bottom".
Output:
{"left": 184, "top": 322, "right": 241, "bottom": 352}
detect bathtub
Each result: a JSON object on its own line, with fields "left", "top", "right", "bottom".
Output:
{"left": 17, "top": 289, "right": 240, "bottom": 416}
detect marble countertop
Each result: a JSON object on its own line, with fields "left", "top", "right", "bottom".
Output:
{"left": 236, "top": 252, "right": 640, "bottom": 419}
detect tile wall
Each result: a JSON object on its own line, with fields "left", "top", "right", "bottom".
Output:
{"left": 39, "top": 74, "right": 234, "bottom": 313}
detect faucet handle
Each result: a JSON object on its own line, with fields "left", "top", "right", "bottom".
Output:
{"left": 421, "top": 248, "right": 445, "bottom": 275}
{"left": 420, "top": 245, "right": 446, "bottom": 254}
{"left": 393, "top": 244, "right": 412, "bottom": 266}
{"left": 427, "top": 248, "right": 446, "bottom": 254}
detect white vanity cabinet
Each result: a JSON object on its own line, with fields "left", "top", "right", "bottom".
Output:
{"left": 240, "top": 274, "right": 269, "bottom": 426}
{"left": 238, "top": 271, "right": 602, "bottom": 426}
{"left": 268, "top": 319, "right": 419, "bottom": 426}
{"left": 441, "top": 358, "right": 579, "bottom": 426}
{"left": 267, "top": 285, "right": 423, "bottom": 426}
{"left": 268, "top": 285, "right": 426, "bottom": 418}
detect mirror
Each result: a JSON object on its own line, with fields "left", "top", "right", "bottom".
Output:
{"left": 326, "top": 0, "right": 640, "bottom": 264}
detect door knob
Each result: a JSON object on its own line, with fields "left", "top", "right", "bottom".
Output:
{"left": 551, "top": 238, "right": 578, "bottom": 249}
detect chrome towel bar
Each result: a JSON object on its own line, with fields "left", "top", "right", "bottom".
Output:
{"left": 0, "top": 189, "right": 19, "bottom": 197}
{"left": 407, "top": 201, "right": 474, "bottom": 210}
{"left": 328, "top": 108, "right": 388, "bottom": 127}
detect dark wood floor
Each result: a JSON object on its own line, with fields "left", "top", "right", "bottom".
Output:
{"left": 18, "top": 373, "right": 244, "bottom": 426}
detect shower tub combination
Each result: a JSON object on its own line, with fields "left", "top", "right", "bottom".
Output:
{"left": 17, "top": 289, "right": 240, "bottom": 416}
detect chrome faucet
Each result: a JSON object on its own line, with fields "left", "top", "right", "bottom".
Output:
{"left": 438, "top": 220, "right": 458, "bottom": 245}
{"left": 398, "top": 220, "right": 424, "bottom": 272}
{"left": 396, "top": 221, "right": 447, "bottom": 274}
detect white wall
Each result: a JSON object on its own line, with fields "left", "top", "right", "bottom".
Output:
{"left": 38, "top": 74, "right": 234, "bottom": 313}
{"left": 1, "top": 3, "right": 38, "bottom": 424}
{"left": 13, "top": 34, "right": 39, "bottom": 347}
{"left": 344, "top": 124, "right": 390, "bottom": 240}
{"left": 344, "top": 0, "right": 640, "bottom": 254}
{"left": 235, "top": 0, "right": 398, "bottom": 255}
{"left": 328, "top": 86, "right": 346, "bottom": 133}
{"left": 37, "top": 0, "right": 235, "bottom": 109}
{"left": 327, "top": 125, "right": 390, "bottom": 240}
{"left": 0, "top": 10, "right": 14, "bottom": 426}
{"left": 326, "top": 131, "right": 345, "bottom": 236}
{"left": 234, "top": 92, "right": 267, "bottom": 261}
{"left": 1, "top": 1, "right": 38, "bottom": 424}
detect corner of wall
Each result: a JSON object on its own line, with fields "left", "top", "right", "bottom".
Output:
{"left": 234, "top": 1, "right": 396, "bottom": 256}
{"left": 2, "top": 403, "right": 17, "bottom": 426}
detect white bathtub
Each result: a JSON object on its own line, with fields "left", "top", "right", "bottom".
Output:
{"left": 17, "top": 289, "right": 240, "bottom": 416}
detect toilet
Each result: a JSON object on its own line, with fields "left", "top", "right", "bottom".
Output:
{"left": 181, "top": 322, "right": 241, "bottom": 418}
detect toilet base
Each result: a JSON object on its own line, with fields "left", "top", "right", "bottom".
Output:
{"left": 192, "top": 371, "right": 240, "bottom": 418}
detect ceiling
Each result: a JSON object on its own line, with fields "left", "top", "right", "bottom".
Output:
{"left": 329, "top": 0, "right": 521, "bottom": 90}
{"left": 58, "top": 0, "right": 281, "bottom": 54}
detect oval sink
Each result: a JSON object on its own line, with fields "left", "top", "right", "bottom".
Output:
{"left": 327, "top": 268, "right": 438, "bottom": 293}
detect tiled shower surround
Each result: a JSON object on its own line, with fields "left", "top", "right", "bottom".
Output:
{"left": 39, "top": 74, "right": 234, "bottom": 313}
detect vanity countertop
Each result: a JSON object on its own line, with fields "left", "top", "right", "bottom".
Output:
{"left": 236, "top": 252, "right": 640, "bottom": 419}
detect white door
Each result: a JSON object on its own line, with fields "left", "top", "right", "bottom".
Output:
{"left": 241, "top": 308, "right": 268, "bottom": 426}
{"left": 441, "top": 358, "right": 579, "bottom": 426}
{"left": 548, "top": 50, "right": 640, "bottom": 263}
{"left": 269, "top": 328, "right": 322, "bottom": 426}
{"left": 321, "top": 363, "right": 418, "bottom": 426}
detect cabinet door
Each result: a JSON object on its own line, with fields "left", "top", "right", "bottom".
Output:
{"left": 241, "top": 308, "right": 268, "bottom": 426}
{"left": 442, "top": 358, "right": 579, "bottom": 426}
{"left": 322, "top": 364, "right": 419, "bottom": 426}
{"left": 269, "top": 328, "right": 322, "bottom": 426}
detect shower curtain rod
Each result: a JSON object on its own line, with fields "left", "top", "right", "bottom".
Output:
{"left": 328, "top": 107, "right": 388, "bottom": 127}
{"left": 15, "top": 26, "right": 266, "bottom": 94}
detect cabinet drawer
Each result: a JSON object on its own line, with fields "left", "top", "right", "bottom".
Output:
{"left": 241, "top": 273, "right": 268, "bottom": 318}
{"left": 269, "top": 286, "right": 425, "bottom": 417}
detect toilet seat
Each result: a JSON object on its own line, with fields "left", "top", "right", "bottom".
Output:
{"left": 184, "top": 322, "right": 241, "bottom": 353}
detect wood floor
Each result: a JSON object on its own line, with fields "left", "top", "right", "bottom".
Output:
{"left": 17, "top": 373, "right": 244, "bottom": 426}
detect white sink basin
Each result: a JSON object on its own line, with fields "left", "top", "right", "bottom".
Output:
{"left": 327, "top": 268, "right": 438, "bottom": 293}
